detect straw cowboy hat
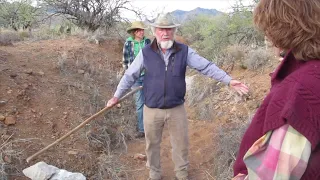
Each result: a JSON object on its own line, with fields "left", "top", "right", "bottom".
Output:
{"left": 150, "top": 13, "right": 181, "bottom": 28}
{"left": 126, "top": 21, "right": 147, "bottom": 34}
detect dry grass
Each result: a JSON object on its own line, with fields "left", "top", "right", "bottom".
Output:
{"left": 95, "top": 153, "right": 145, "bottom": 180}
{"left": 186, "top": 75, "right": 221, "bottom": 120}
{"left": 54, "top": 50, "right": 137, "bottom": 178}
{"left": 211, "top": 115, "right": 251, "bottom": 180}
{"left": 31, "top": 25, "right": 64, "bottom": 41}
{"left": 186, "top": 74, "right": 246, "bottom": 121}
{"left": 206, "top": 44, "right": 250, "bottom": 72}
{"left": 245, "top": 48, "right": 273, "bottom": 70}
{"left": 0, "top": 129, "right": 41, "bottom": 180}
{"left": 57, "top": 52, "right": 68, "bottom": 74}
{"left": 0, "top": 29, "right": 21, "bottom": 46}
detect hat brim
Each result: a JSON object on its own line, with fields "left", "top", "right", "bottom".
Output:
{"left": 126, "top": 27, "right": 147, "bottom": 34}
{"left": 149, "top": 23, "right": 181, "bottom": 28}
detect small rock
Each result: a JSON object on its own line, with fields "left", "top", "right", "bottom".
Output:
{"left": 7, "top": 90, "right": 12, "bottom": 94}
{"left": 25, "top": 69, "right": 33, "bottom": 75}
{"left": 133, "top": 153, "right": 147, "bottom": 161}
{"left": 9, "top": 73, "right": 17, "bottom": 78}
{"left": 3, "top": 155, "right": 11, "bottom": 163}
{"left": 31, "top": 109, "right": 36, "bottom": 113}
{"left": 10, "top": 107, "right": 17, "bottom": 115}
{"left": 77, "top": 70, "right": 85, "bottom": 74}
{"left": 17, "top": 89, "right": 26, "bottom": 96}
{"left": 23, "top": 84, "right": 29, "bottom": 89}
{"left": 0, "top": 115, "right": 5, "bottom": 121}
{"left": 0, "top": 100, "right": 7, "bottom": 106}
{"left": 38, "top": 71, "right": 45, "bottom": 76}
{"left": 67, "top": 150, "right": 78, "bottom": 155}
{"left": 63, "top": 112, "right": 68, "bottom": 115}
{"left": 4, "top": 116, "right": 16, "bottom": 125}
{"left": 50, "top": 169, "right": 86, "bottom": 180}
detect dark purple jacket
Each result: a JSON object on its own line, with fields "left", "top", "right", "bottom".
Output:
{"left": 234, "top": 51, "right": 320, "bottom": 179}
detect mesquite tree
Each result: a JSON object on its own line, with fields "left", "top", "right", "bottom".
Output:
{"left": 43, "top": 0, "right": 139, "bottom": 31}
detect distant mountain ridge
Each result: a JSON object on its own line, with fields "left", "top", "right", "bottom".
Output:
{"left": 171, "top": 7, "right": 223, "bottom": 23}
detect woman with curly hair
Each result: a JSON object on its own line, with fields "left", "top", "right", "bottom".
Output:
{"left": 233, "top": 0, "right": 320, "bottom": 179}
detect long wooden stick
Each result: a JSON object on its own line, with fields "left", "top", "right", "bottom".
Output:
{"left": 26, "top": 86, "right": 142, "bottom": 163}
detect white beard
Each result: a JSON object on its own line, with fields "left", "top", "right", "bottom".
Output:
{"left": 159, "top": 40, "right": 174, "bottom": 49}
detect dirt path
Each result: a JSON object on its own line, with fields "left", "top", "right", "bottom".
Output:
{"left": 120, "top": 120, "right": 216, "bottom": 180}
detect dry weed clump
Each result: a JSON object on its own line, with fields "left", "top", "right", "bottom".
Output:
{"left": 96, "top": 153, "right": 144, "bottom": 180}
{"left": 210, "top": 44, "right": 249, "bottom": 72}
{"left": 245, "top": 47, "right": 273, "bottom": 70}
{"left": 31, "top": 25, "right": 69, "bottom": 41}
{"left": 226, "top": 45, "right": 247, "bottom": 61}
{"left": 0, "top": 129, "right": 41, "bottom": 180}
{"left": 186, "top": 73, "right": 244, "bottom": 121}
{"left": 96, "top": 154, "right": 126, "bottom": 179}
{"left": 56, "top": 51, "right": 137, "bottom": 155}
{"left": 57, "top": 52, "right": 68, "bottom": 74}
{"left": 86, "top": 98, "right": 136, "bottom": 154}
{"left": 185, "top": 75, "right": 222, "bottom": 120}
{"left": 211, "top": 117, "right": 251, "bottom": 180}
{"left": 0, "top": 30, "right": 21, "bottom": 46}
{"left": 50, "top": 48, "right": 137, "bottom": 179}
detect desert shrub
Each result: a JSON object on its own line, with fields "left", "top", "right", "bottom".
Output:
{"left": 57, "top": 52, "right": 137, "bottom": 155}
{"left": 18, "top": 31, "right": 30, "bottom": 40}
{"left": 211, "top": 118, "right": 250, "bottom": 179}
{"left": 31, "top": 25, "right": 63, "bottom": 40}
{"left": 0, "top": 30, "right": 21, "bottom": 46}
{"left": 245, "top": 48, "right": 272, "bottom": 70}
{"left": 214, "top": 44, "right": 250, "bottom": 71}
{"left": 96, "top": 154, "right": 126, "bottom": 180}
{"left": 226, "top": 45, "right": 248, "bottom": 63}
{"left": 0, "top": 128, "right": 41, "bottom": 180}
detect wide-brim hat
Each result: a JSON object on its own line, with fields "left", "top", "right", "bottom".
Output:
{"left": 150, "top": 13, "right": 180, "bottom": 28}
{"left": 126, "top": 21, "right": 147, "bottom": 34}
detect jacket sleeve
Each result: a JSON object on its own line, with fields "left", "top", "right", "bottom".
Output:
{"left": 122, "top": 41, "right": 130, "bottom": 69}
{"left": 114, "top": 51, "right": 144, "bottom": 98}
{"left": 236, "top": 124, "right": 311, "bottom": 180}
{"left": 187, "top": 47, "right": 232, "bottom": 85}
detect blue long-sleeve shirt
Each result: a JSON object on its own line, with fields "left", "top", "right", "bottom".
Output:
{"left": 114, "top": 47, "right": 232, "bottom": 98}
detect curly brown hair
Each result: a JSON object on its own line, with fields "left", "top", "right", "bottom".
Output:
{"left": 254, "top": 0, "right": 320, "bottom": 60}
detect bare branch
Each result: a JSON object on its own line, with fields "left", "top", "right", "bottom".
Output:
{"left": 41, "top": 0, "right": 140, "bottom": 32}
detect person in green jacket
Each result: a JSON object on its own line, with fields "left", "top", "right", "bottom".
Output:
{"left": 122, "top": 21, "right": 151, "bottom": 138}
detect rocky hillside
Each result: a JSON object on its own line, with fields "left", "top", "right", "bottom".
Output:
{"left": 171, "top": 7, "right": 223, "bottom": 22}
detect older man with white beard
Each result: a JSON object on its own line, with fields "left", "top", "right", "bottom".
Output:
{"left": 107, "top": 13, "right": 249, "bottom": 180}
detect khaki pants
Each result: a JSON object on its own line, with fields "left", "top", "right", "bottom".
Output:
{"left": 144, "top": 104, "right": 189, "bottom": 179}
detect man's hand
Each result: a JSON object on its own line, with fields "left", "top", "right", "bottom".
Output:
{"left": 229, "top": 79, "right": 249, "bottom": 96}
{"left": 107, "top": 97, "right": 119, "bottom": 107}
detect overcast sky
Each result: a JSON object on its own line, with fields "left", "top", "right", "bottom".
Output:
{"left": 122, "top": 0, "right": 254, "bottom": 20}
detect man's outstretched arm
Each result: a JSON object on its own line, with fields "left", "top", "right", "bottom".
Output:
{"left": 187, "top": 47, "right": 249, "bottom": 95}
